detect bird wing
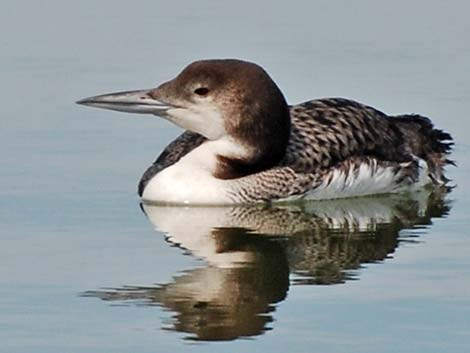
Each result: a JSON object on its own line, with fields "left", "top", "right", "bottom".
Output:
{"left": 282, "top": 98, "right": 412, "bottom": 172}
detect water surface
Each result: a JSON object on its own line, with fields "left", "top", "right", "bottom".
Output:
{"left": 1, "top": 0, "right": 469, "bottom": 352}
{"left": 84, "top": 190, "right": 451, "bottom": 341}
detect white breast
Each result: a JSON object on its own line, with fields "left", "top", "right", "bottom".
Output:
{"left": 142, "top": 164, "right": 231, "bottom": 204}
{"left": 141, "top": 140, "right": 238, "bottom": 205}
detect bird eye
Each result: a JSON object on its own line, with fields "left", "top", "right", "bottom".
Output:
{"left": 194, "top": 87, "right": 209, "bottom": 96}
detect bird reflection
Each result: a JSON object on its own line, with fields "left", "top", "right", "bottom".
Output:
{"left": 83, "top": 187, "right": 451, "bottom": 341}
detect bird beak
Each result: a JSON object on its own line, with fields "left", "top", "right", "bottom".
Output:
{"left": 76, "top": 89, "right": 171, "bottom": 115}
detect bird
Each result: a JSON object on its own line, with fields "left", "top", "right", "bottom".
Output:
{"left": 77, "top": 59, "right": 454, "bottom": 205}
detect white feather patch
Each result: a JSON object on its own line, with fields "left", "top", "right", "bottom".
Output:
{"left": 142, "top": 138, "right": 247, "bottom": 205}
{"left": 302, "top": 158, "right": 430, "bottom": 201}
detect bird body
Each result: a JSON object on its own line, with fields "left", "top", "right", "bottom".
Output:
{"left": 78, "top": 59, "right": 453, "bottom": 205}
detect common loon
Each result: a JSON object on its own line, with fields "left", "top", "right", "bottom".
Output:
{"left": 77, "top": 59, "right": 454, "bottom": 205}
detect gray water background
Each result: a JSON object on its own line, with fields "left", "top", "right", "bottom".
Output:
{"left": 1, "top": 0, "right": 469, "bottom": 352}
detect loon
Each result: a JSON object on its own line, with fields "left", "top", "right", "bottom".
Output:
{"left": 77, "top": 59, "right": 454, "bottom": 205}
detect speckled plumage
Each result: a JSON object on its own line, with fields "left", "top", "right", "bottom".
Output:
{"left": 139, "top": 97, "right": 453, "bottom": 203}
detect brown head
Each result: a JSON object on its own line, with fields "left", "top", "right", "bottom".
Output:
{"left": 77, "top": 59, "right": 291, "bottom": 177}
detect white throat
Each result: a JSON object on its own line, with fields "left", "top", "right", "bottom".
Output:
{"left": 165, "top": 102, "right": 226, "bottom": 140}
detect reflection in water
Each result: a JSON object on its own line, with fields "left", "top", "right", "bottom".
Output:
{"left": 83, "top": 188, "right": 451, "bottom": 341}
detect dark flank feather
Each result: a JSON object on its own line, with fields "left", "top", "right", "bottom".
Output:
{"left": 138, "top": 131, "right": 206, "bottom": 196}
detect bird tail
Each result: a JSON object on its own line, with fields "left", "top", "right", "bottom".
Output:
{"left": 394, "top": 114, "right": 454, "bottom": 185}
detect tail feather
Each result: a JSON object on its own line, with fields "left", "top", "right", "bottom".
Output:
{"left": 393, "top": 114, "right": 454, "bottom": 185}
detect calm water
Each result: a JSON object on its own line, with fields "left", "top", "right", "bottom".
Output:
{"left": 1, "top": 0, "right": 469, "bottom": 352}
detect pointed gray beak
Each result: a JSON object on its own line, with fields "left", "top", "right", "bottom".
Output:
{"left": 76, "top": 89, "right": 171, "bottom": 115}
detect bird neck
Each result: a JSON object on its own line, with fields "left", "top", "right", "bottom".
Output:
{"left": 214, "top": 108, "right": 291, "bottom": 179}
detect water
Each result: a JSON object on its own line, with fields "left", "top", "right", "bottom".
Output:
{"left": 1, "top": 0, "right": 469, "bottom": 352}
